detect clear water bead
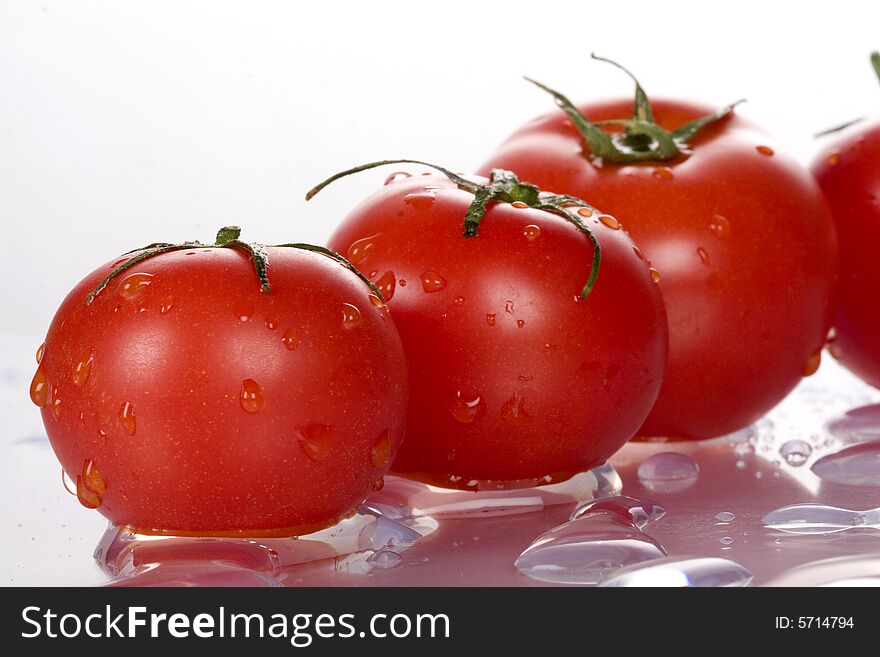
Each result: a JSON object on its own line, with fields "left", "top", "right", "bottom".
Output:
{"left": 779, "top": 439, "right": 812, "bottom": 467}
{"left": 811, "top": 440, "right": 880, "bottom": 486}
{"left": 714, "top": 512, "right": 735, "bottom": 522}
{"left": 598, "top": 556, "right": 752, "bottom": 587}
{"left": 571, "top": 495, "right": 667, "bottom": 528}
{"left": 761, "top": 503, "right": 880, "bottom": 535}
{"left": 637, "top": 452, "right": 700, "bottom": 493}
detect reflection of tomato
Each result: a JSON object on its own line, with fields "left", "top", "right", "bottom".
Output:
{"left": 811, "top": 54, "right": 880, "bottom": 388}
{"left": 30, "top": 228, "right": 408, "bottom": 536}
{"left": 321, "top": 163, "right": 668, "bottom": 488}
{"left": 480, "top": 73, "right": 838, "bottom": 440}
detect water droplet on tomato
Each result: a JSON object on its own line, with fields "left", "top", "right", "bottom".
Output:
{"left": 708, "top": 215, "right": 730, "bottom": 238}
{"left": 518, "top": 374, "right": 534, "bottom": 382}
{"left": 516, "top": 319, "right": 526, "bottom": 328}
{"left": 369, "top": 294, "right": 389, "bottom": 313}
{"left": 599, "top": 214, "right": 620, "bottom": 230}
{"left": 404, "top": 192, "right": 436, "bottom": 209}
{"left": 61, "top": 469, "right": 76, "bottom": 496}
{"left": 511, "top": 201, "right": 528, "bottom": 209}
{"left": 234, "top": 300, "right": 253, "bottom": 322}
{"left": 281, "top": 328, "right": 301, "bottom": 350}
{"left": 347, "top": 234, "right": 379, "bottom": 266}
{"left": 159, "top": 298, "right": 174, "bottom": 314}
{"left": 827, "top": 152, "right": 840, "bottom": 166}
{"left": 73, "top": 347, "right": 93, "bottom": 386}
{"left": 632, "top": 245, "right": 644, "bottom": 260}
{"left": 523, "top": 224, "right": 541, "bottom": 241}
{"left": 119, "top": 401, "right": 136, "bottom": 435}
{"left": 420, "top": 271, "right": 447, "bottom": 293}
{"left": 649, "top": 268, "right": 661, "bottom": 284}
{"left": 501, "top": 392, "right": 532, "bottom": 426}
{"left": 652, "top": 166, "right": 674, "bottom": 181}
{"left": 756, "top": 145, "right": 774, "bottom": 156}
{"left": 696, "top": 247, "right": 710, "bottom": 266}
{"left": 384, "top": 171, "right": 411, "bottom": 185}
{"left": 49, "top": 385, "right": 62, "bottom": 418}
{"left": 342, "top": 303, "right": 362, "bottom": 329}
{"left": 369, "top": 478, "right": 385, "bottom": 493}
{"left": 36, "top": 343, "right": 45, "bottom": 364}
{"left": 82, "top": 459, "right": 106, "bottom": 495}
{"left": 803, "top": 350, "right": 822, "bottom": 376}
{"left": 76, "top": 475, "right": 101, "bottom": 509}
{"left": 30, "top": 366, "right": 48, "bottom": 407}
{"left": 240, "top": 379, "right": 264, "bottom": 413}
{"left": 265, "top": 315, "right": 278, "bottom": 330}
{"left": 504, "top": 300, "right": 515, "bottom": 314}
{"left": 117, "top": 273, "right": 155, "bottom": 299}
{"left": 577, "top": 207, "right": 594, "bottom": 217}
{"left": 486, "top": 313, "right": 496, "bottom": 326}
{"left": 453, "top": 296, "right": 465, "bottom": 306}
{"left": 829, "top": 343, "right": 843, "bottom": 360}
{"left": 374, "top": 271, "right": 396, "bottom": 300}
{"left": 371, "top": 429, "right": 392, "bottom": 468}
{"left": 448, "top": 390, "right": 485, "bottom": 423}
{"left": 294, "top": 423, "right": 333, "bottom": 462}
{"left": 97, "top": 429, "right": 108, "bottom": 444}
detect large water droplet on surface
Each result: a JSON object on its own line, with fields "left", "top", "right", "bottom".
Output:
{"left": 523, "top": 224, "right": 541, "bottom": 241}
{"left": 365, "top": 548, "right": 403, "bottom": 569}
{"left": 826, "top": 403, "right": 880, "bottom": 444}
{"left": 514, "top": 512, "right": 666, "bottom": 585}
{"left": 571, "top": 495, "right": 666, "bottom": 528}
{"left": 117, "top": 272, "right": 155, "bottom": 299}
{"left": 29, "top": 366, "right": 48, "bottom": 407}
{"left": 384, "top": 171, "right": 411, "bottom": 185}
{"left": 404, "top": 192, "right": 436, "bottom": 209}
{"left": 373, "top": 271, "right": 396, "bottom": 301}
{"left": 780, "top": 439, "right": 812, "bottom": 467}
{"left": 118, "top": 401, "right": 136, "bottom": 436}
{"left": 764, "top": 554, "right": 880, "bottom": 587}
{"left": 811, "top": 440, "right": 880, "bottom": 486}
{"left": 420, "top": 271, "right": 447, "bottom": 293}
{"left": 762, "top": 503, "right": 879, "bottom": 535}
{"left": 240, "top": 379, "right": 265, "bottom": 413}
{"left": 281, "top": 328, "right": 301, "bottom": 351}
{"left": 294, "top": 424, "right": 333, "bottom": 462}
{"left": 637, "top": 452, "right": 699, "bottom": 493}
{"left": 346, "top": 234, "right": 379, "bottom": 266}
{"left": 447, "top": 390, "right": 485, "bottom": 424}
{"left": 598, "top": 556, "right": 752, "bottom": 587}
{"left": 341, "top": 303, "right": 363, "bottom": 330}
{"left": 358, "top": 514, "right": 423, "bottom": 551}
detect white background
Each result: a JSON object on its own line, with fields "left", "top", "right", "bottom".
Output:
{"left": 2, "top": 0, "right": 880, "bottom": 338}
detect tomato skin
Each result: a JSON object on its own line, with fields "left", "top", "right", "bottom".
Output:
{"left": 811, "top": 120, "right": 880, "bottom": 388}
{"left": 481, "top": 98, "right": 838, "bottom": 439}
{"left": 34, "top": 247, "right": 408, "bottom": 536}
{"left": 327, "top": 173, "right": 667, "bottom": 487}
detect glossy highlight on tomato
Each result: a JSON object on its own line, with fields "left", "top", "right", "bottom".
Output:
{"left": 481, "top": 69, "right": 838, "bottom": 440}
{"left": 31, "top": 231, "right": 408, "bottom": 536}
{"left": 321, "top": 165, "right": 668, "bottom": 488}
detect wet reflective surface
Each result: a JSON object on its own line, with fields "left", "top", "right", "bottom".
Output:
{"left": 6, "top": 332, "right": 880, "bottom": 586}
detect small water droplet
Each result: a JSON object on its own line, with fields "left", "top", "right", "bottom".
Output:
{"left": 347, "top": 234, "right": 380, "bottom": 266}
{"left": 384, "top": 171, "right": 411, "bottom": 185}
{"left": 453, "top": 295, "right": 465, "bottom": 306}
{"left": 49, "top": 385, "right": 62, "bottom": 418}
{"left": 523, "top": 224, "right": 541, "bottom": 241}
{"left": 97, "top": 429, "right": 108, "bottom": 444}
{"left": 735, "top": 460, "right": 746, "bottom": 470}
{"left": 803, "top": 350, "right": 822, "bottom": 376}
{"left": 36, "top": 343, "right": 45, "bottom": 364}
{"left": 30, "top": 367, "right": 48, "bottom": 407}
{"left": 811, "top": 440, "right": 880, "bottom": 485}
{"left": 599, "top": 556, "right": 752, "bottom": 587}
{"left": 720, "top": 536, "right": 734, "bottom": 545}
{"left": 599, "top": 215, "right": 620, "bottom": 230}
{"left": 514, "top": 512, "right": 666, "bottom": 585}
{"left": 516, "top": 319, "right": 526, "bottom": 328}
{"left": 159, "top": 298, "right": 174, "bottom": 314}
{"left": 572, "top": 495, "right": 667, "bottom": 528}
{"left": 511, "top": 201, "right": 528, "bottom": 209}
{"left": 632, "top": 245, "right": 644, "bottom": 260}
{"left": 73, "top": 347, "right": 93, "bottom": 386}
{"left": 714, "top": 511, "right": 735, "bottom": 522}
{"left": 398, "top": 279, "right": 407, "bottom": 287}
{"left": 708, "top": 215, "right": 731, "bottom": 238}
{"left": 371, "top": 429, "right": 392, "bottom": 468}
{"left": 779, "top": 440, "right": 812, "bottom": 467}
{"left": 118, "top": 401, "right": 136, "bottom": 435}
{"left": 265, "top": 315, "right": 278, "bottom": 330}
{"left": 240, "top": 379, "right": 264, "bottom": 413}
{"left": 652, "top": 167, "right": 674, "bottom": 181}
{"left": 447, "top": 390, "right": 485, "bottom": 424}
{"left": 341, "top": 303, "right": 362, "bottom": 329}
{"left": 373, "top": 271, "right": 396, "bottom": 301}
{"left": 518, "top": 374, "right": 534, "bottom": 382}
{"left": 755, "top": 471, "right": 764, "bottom": 479}
{"left": 420, "top": 271, "right": 447, "bottom": 293}
{"left": 366, "top": 548, "right": 402, "bottom": 569}
{"left": 649, "top": 268, "right": 661, "bottom": 284}
{"left": 117, "top": 272, "right": 155, "bottom": 299}
{"left": 577, "top": 207, "right": 594, "bottom": 217}
{"left": 637, "top": 452, "right": 699, "bottom": 493}
{"left": 756, "top": 145, "right": 774, "bottom": 156}
{"left": 501, "top": 392, "right": 532, "bottom": 426}
{"left": 294, "top": 423, "right": 333, "bottom": 462}
{"left": 281, "top": 328, "right": 301, "bottom": 350}
{"left": 696, "top": 247, "right": 710, "bottom": 266}
{"left": 404, "top": 192, "right": 436, "bottom": 209}
{"left": 485, "top": 313, "right": 496, "bottom": 326}
{"left": 233, "top": 300, "right": 253, "bottom": 322}
{"left": 827, "top": 152, "right": 840, "bottom": 166}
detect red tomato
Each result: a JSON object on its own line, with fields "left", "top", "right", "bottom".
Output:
{"left": 480, "top": 70, "right": 838, "bottom": 440}
{"left": 319, "top": 163, "right": 668, "bottom": 488}
{"left": 811, "top": 58, "right": 880, "bottom": 387}
{"left": 30, "top": 228, "right": 408, "bottom": 536}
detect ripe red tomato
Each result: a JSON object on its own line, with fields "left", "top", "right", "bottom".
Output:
{"left": 317, "top": 162, "right": 668, "bottom": 488}
{"left": 811, "top": 54, "right": 880, "bottom": 388}
{"left": 30, "top": 228, "right": 408, "bottom": 536}
{"left": 480, "top": 64, "right": 838, "bottom": 440}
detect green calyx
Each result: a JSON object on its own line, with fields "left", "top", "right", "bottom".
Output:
{"left": 816, "top": 51, "right": 880, "bottom": 137}
{"left": 85, "top": 226, "right": 381, "bottom": 304}
{"left": 528, "top": 54, "right": 743, "bottom": 164}
{"left": 307, "top": 159, "right": 603, "bottom": 298}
